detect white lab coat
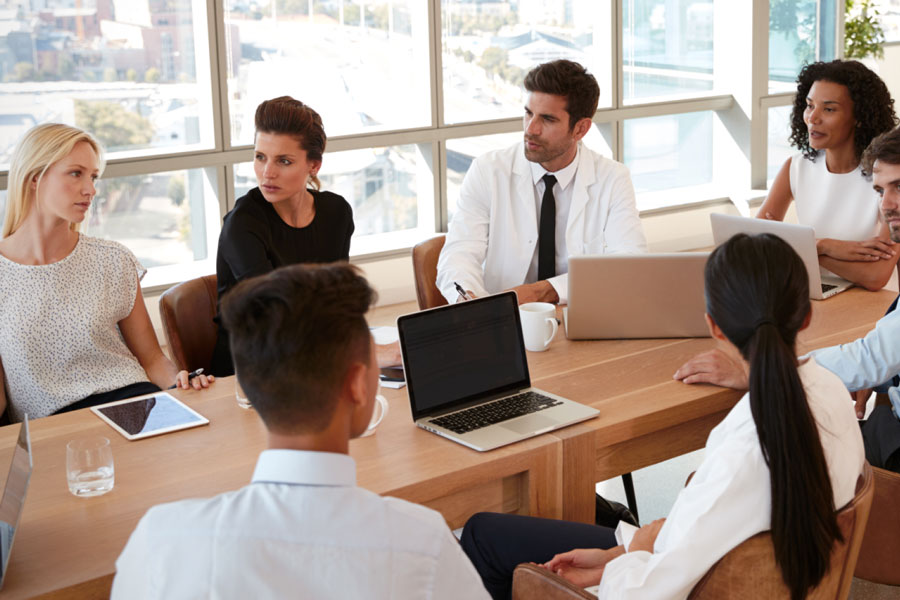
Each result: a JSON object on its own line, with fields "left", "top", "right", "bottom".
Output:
{"left": 437, "top": 142, "right": 647, "bottom": 303}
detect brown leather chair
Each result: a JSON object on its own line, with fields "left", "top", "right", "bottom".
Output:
{"left": 511, "top": 462, "right": 874, "bottom": 600}
{"left": 411, "top": 235, "right": 448, "bottom": 310}
{"left": 158, "top": 274, "right": 218, "bottom": 372}
{"left": 854, "top": 465, "right": 900, "bottom": 585}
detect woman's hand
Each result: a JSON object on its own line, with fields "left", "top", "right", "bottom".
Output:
{"left": 542, "top": 546, "right": 625, "bottom": 588}
{"left": 628, "top": 519, "right": 666, "bottom": 553}
{"left": 173, "top": 370, "right": 215, "bottom": 391}
{"left": 816, "top": 237, "right": 895, "bottom": 262}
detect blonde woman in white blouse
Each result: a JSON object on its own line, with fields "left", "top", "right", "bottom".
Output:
{"left": 0, "top": 124, "right": 213, "bottom": 421}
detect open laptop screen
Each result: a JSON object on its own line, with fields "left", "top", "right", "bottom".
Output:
{"left": 398, "top": 292, "right": 530, "bottom": 420}
{"left": 0, "top": 417, "right": 33, "bottom": 589}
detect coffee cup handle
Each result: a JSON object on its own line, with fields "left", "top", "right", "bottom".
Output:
{"left": 543, "top": 317, "right": 559, "bottom": 348}
{"left": 365, "top": 394, "right": 389, "bottom": 434}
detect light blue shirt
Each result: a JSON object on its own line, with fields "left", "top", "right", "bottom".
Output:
{"left": 810, "top": 300, "right": 900, "bottom": 392}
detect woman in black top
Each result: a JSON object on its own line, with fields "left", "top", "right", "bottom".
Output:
{"left": 211, "top": 96, "right": 355, "bottom": 376}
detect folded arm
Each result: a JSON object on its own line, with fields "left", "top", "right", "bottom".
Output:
{"left": 811, "top": 309, "right": 900, "bottom": 391}
{"left": 437, "top": 161, "right": 492, "bottom": 302}
{"left": 120, "top": 282, "right": 213, "bottom": 391}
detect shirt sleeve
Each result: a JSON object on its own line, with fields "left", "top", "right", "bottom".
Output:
{"left": 597, "top": 442, "right": 769, "bottom": 600}
{"left": 218, "top": 208, "right": 276, "bottom": 283}
{"left": 431, "top": 527, "right": 492, "bottom": 600}
{"left": 341, "top": 200, "right": 354, "bottom": 260}
{"left": 810, "top": 308, "right": 900, "bottom": 391}
{"left": 436, "top": 158, "right": 492, "bottom": 302}
{"left": 111, "top": 514, "right": 153, "bottom": 600}
{"left": 600, "top": 164, "right": 647, "bottom": 255}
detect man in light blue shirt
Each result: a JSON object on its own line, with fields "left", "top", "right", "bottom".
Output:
{"left": 675, "top": 126, "right": 900, "bottom": 473}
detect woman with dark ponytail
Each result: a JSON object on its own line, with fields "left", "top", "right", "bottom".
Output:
{"left": 460, "top": 233, "right": 864, "bottom": 600}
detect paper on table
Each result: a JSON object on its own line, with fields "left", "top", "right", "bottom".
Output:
{"left": 380, "top": 379, "right": 406, "bottom": 389}
{"left": 370, "top": 326, "right": 399, "bottom": 345}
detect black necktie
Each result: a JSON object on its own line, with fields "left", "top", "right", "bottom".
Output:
{"left": 538, "top": 174, "right": 557, "bottom": 281}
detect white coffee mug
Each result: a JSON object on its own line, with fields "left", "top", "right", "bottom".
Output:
{"left": 519, "top": 302, "right": 559, "bottom": 352}
{"left": 359, "top": 394, "right": 389, "bottom": 437}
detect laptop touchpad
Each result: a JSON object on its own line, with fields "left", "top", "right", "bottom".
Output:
{"left": 503, "top": 414, "right": 557, "bottom": 434}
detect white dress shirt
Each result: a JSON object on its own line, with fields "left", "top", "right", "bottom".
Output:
{"left": 596, "top": 359, "right": 864, "bottom": 600}
{"left": 112, "top": 450, "right": 490, "bottom": 600}
{"left": 524, "top": 146, "right": 580, "bottom": 284}
{"left": 437, "top": 141, "right": 647, "bottom": 304}
{"left": 810, "top": 303, "right": 900, "bottom": 391}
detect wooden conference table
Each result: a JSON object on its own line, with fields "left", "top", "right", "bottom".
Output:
{"left": 0, "top": 287, "right": 893, "bottom": 599}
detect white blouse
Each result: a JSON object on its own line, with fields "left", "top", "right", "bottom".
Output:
{"left": 596, "top": 358, "right": 865, "bottom": 600}
{"left": 789, "top": 151, "right": 881, "bottom": 242}
{"left": 0, "top": 235, "right": 150, "bottom": 421}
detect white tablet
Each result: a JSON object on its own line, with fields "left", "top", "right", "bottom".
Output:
{"left": 90, "top": 391, "right": 209, "bottom": 441}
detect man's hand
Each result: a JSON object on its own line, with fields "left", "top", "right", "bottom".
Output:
{"left": 852, "top": 388, "right": 871, "bottom": 419}
{"left": 510, "top": 280, "right": 559, "bottom": 304}
{"left": 628, "top": 519, "right": 665, "bottom": 553}
{"left": 376, "top": 341, "right": 402, "bottom": 367}
{"left": 673, "top": 349, "right": 749, "bottom": 389}
{"left": 817, "top": 237, "right": 896, "bottom": 262}
{"left": 542, "top": 546, "right": 625, "bottom": 588}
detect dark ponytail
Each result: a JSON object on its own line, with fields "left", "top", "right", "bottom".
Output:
{"left": 705, "top": 233, "right": 841, "bottom": 600}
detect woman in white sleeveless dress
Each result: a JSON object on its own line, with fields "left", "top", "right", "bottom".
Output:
{"left": 758, "top": 59, "right": 899, "bottom": 291}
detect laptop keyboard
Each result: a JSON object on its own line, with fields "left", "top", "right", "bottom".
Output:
{"left": 430, "top": 391, "right": 564, "bottom": 434}
{"left": 822, "top": 283, "right": 837, "bottom": 293}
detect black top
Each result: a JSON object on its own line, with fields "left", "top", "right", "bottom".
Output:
{"left": 210, "top": 187, "right": 354, "bottom": 376}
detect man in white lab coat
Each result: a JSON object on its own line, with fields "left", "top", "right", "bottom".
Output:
{"left": 437, "top": 60, "right": 647, "bottom": 305}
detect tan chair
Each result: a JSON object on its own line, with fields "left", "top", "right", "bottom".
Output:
{"left": 854, "top": 465, "right": 900, "bottom": 585}
{"left": 411, "top": 235, "right": 448, "bottom": 310}
{"left": 158, "top": 274, "right": 218, "bottom": 372}
{"left": 511, "top": 462, "right": 875, "bottom": 600}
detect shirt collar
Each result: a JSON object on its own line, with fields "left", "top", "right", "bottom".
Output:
{"left": 251, "top": 449, "right": 357, "bottom": 487}
{"left": 530, "top": 142, "right": 580, "bottom": 190}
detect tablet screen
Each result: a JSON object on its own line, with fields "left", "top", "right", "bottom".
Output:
{"left": 92, "top": 393, "right": 208, "bottom": 440}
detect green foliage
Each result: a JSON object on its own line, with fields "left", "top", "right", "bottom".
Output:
{"left": 144, "top": 67, "right": 161, "bottom": 83}
{"left": 126, "top": 68, "right": 139, "bottom": 82}
{"left": 103, "top": 67, "right": 117, "bottom": 82}
{"left": 769, "top": 0, "right": 816, "bottom": 65}
{"left": 845, "top": 0, "right": 885, "bottom": 59}
{"left": 12, "top": 61, "right": 34, "bottom": 82}
{"left": 167, "top": 175, "right": 186, "bottom": 207}
{"left": 74, "top": 100, "right": 154, "bottom": 150}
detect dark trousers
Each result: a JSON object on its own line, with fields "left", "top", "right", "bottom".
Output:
{"left": 460, "top": 512, "right": 618, "bottom": 600}
{"left": 862, "top": 405, "right": 900, "bottom": 473}
{"left": 53, "top": 381, "right": 162, "bottom": 415}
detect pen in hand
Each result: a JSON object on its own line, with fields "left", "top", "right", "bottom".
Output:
{"left": 454, "top": 281, "right": 473, "bottom": 302}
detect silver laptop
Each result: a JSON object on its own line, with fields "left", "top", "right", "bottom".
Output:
{"left": 0, "top": 416, "right": 33, "bottom": 590}
{"left": 397, "top": 292, "right": 599, "bottom": 452}
{"left": 710, "top": 213, "right": 852, "bottom": 300}
{"left": 564, "top": 253, "right": 710, "bottom": 339}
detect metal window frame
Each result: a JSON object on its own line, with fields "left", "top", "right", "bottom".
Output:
{"left": 0, "top": 0, "right": 844, "bottom": 270}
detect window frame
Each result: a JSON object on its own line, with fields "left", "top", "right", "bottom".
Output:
{"left": 0, "top": 0, "right": 845, "bottom": 291}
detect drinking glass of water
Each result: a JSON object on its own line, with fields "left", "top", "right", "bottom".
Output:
{"left": 66, "top": 436, "right": 115, "bottom": 497}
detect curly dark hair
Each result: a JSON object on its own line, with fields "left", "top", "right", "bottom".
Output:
{"left": 790, "top": 60, "right": 897, "bottom": 166}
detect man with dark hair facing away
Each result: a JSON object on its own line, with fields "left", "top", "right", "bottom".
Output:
{"left": 112, "top": 264, "right": 490, "bottom": 599}
{"left": 437, "top": 59, "right": 647, "bottom": 305}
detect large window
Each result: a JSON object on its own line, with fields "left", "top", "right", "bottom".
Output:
{"left": 0, "top": 0, "right": 845, "bottom": 287}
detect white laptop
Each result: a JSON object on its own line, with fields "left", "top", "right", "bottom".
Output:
{"left": 710, "top": 213, "right": 852, "bottom": 300}
{"left": 0, "top": 416, "right": 33, "bottom": 590}
{"left": 397, "top": 291, "right": 599, "bottom": 452}
{"left": 564, "top": 253, "right": 711, "bottom": 339}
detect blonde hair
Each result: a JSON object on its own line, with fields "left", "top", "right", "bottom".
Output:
{"left": 2, "top": 123, "right": 104, "bottom": 238}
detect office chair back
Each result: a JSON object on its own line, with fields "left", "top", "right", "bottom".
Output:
{"left": 854, "top": 465, "right": 900, "bottom": 585}
{"left": 158, "top": 274, "right": 218, "bottom": 372}
{"left": 412, "top": 235, "right": 448, "bottom": 310}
